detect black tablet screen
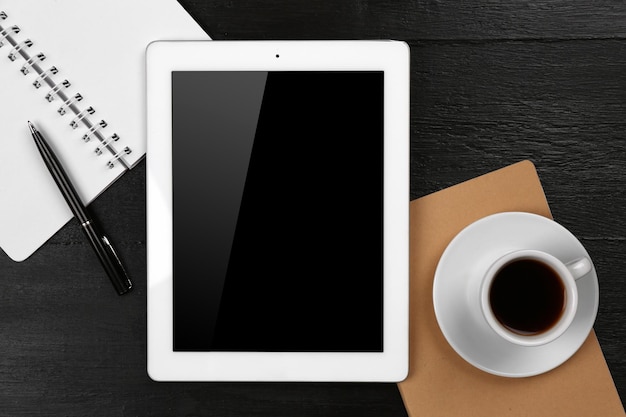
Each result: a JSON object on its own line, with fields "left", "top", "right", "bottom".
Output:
{"left": 172, "top": 71, "right": 384, "bottom": 352}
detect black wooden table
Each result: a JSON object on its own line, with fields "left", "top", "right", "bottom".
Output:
{"left": 1, "top": 1, "right": 624, "bottom": 415}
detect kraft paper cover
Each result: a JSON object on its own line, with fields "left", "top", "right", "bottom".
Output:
{"left": 398, "top": 160, "right": 624, "bottom": 417}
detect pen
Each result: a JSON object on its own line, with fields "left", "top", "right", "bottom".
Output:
{"left": 28, "top": 121, "right": 133, "bottom": 295}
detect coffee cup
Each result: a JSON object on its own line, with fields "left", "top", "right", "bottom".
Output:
{"left": 479, "top": 249, "right": 591, "bottom": 347}
{"left": 433, "top": 212, "right": 599, "bottom": 377}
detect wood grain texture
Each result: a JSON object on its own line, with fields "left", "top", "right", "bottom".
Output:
{"left": 181, "top": 0, "right": 626, "bottom": 41}
{"left": 0, "top": 0, "right": 624, "bottom": 415}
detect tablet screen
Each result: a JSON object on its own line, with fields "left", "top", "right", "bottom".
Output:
{"left": 172, "top": 71, "right": 384, "bottom": 352}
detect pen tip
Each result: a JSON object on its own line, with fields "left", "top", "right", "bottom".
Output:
{"left": 27, "top": 121, "right": 36, "bottom": 133}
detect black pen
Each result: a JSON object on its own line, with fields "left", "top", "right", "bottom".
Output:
{"left": 28, "top": 121, "right": 133, "bottom": 295}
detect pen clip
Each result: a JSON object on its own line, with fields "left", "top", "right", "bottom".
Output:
{"left": 80, "top": 219, "right": 133, "bottom": 295}
{"left": 100, "top": 234, "right": 133, "bottom": 295}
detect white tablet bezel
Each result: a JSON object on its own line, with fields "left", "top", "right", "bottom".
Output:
{"left": 146, "top": 40, "right": 409, "bottom": 382}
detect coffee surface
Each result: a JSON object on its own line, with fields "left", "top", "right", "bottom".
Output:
{"left": 489, "top": 259, "right": 566, "bottom": 335}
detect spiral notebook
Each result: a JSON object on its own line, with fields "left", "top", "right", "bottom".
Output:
{"left": 0, "top": 0, "right": 210, "bottom": 261}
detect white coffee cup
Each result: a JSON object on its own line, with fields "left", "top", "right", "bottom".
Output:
{"left": 433, "top": 212, "right": 599, "bottom": 377}
{"left": 479, "top": 249, "right": 592, "bottom": 347}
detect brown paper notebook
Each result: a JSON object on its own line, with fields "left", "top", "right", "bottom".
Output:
{"left": 398, "top": 160, "right": 625, "bottom": 417}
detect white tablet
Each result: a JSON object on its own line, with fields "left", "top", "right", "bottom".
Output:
{"left": 146, "top": 40, "right": 409, "bottom": 381}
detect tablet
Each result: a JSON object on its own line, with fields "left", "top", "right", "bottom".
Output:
{"left": 146, "top": 41, "right": 409, "bottom": 381}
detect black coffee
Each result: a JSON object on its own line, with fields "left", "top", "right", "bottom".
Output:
{"left": 489, "top": 259, "right": 566, "bottom": 335}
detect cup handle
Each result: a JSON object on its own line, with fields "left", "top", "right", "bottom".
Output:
{"left": 566, "top": 257, "right": 592, "bottom": 280}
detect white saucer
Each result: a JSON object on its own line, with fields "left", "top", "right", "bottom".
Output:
{"left": 433, "top": 212, "right": 599, "bottom": 377}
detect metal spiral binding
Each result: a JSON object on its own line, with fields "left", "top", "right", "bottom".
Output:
{"left": 107, "top": 147, "right": 132, "bottom": 169}
{"left": 45, "top": 79, "right": 70, "bottom": 102}
{"left": 0, "top": 10, "right": 131, "bottom": 170}
{"left": 70, "top": 106, "right": 95, "bottom": 128}
{"left": 21, "top": 52, "right": 45, "bottom": 74}
{"left": 58, "top": 93, "right": 83, "bottom": 115}
{"left": 95, "top": 134, "right": 119, "bottom": 155}
{"left": 82, "top": 120, "right": 108, "bottom": 142}
{"left": 0, "top": 25, "right": 19, "bottom": 47}
{"left": 33, "top": 66, "right": 57, "bottom": 88}
{"left": 8, "top": 39, "right": 32, "bottom": 61}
